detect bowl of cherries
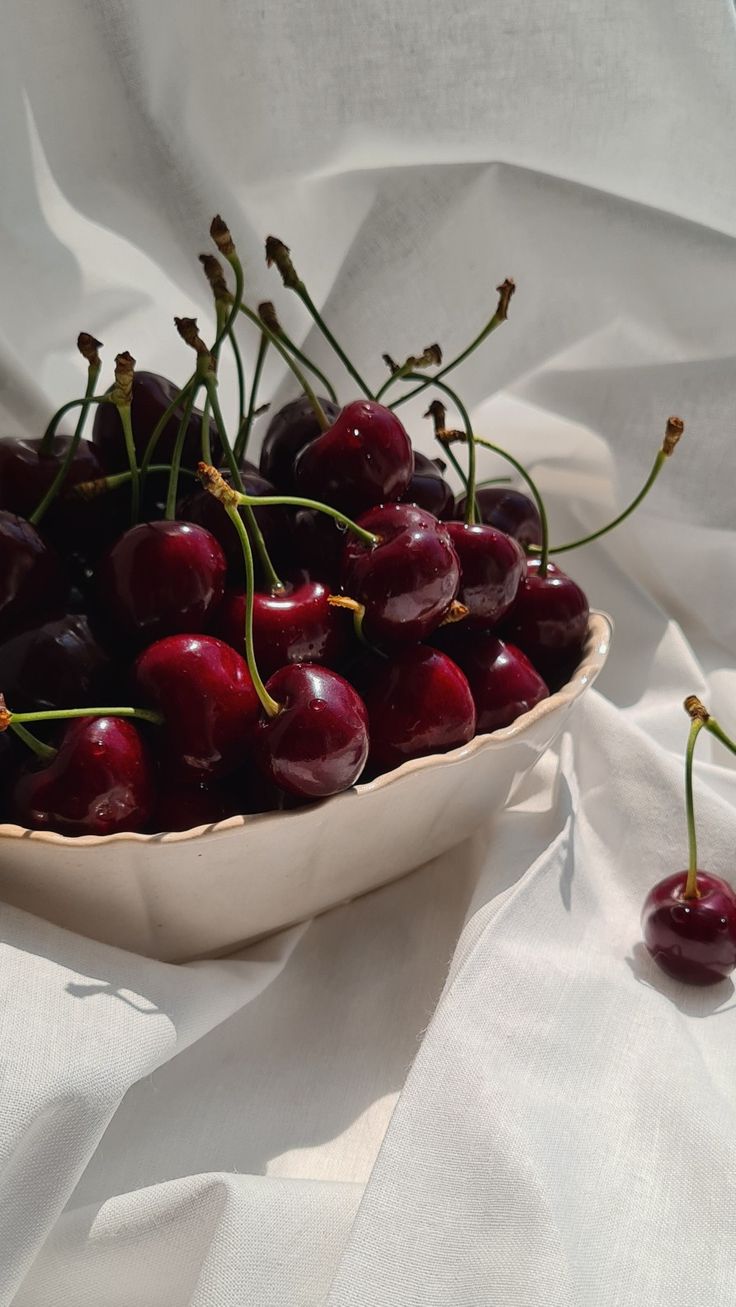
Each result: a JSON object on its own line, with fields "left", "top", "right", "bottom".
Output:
{"left": 0, "top": 218, "right": 681, "bottom": 961}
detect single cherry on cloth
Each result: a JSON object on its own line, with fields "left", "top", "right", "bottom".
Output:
{"left": 445, "top": 522, "right": 525, "bottom": 629}
{"left": 341, "top": 503, "right": 461, "bottom": 647}
{"left": 97, "top": 520, "right": 226, "bottom": 646}
{"left": 134, "top": 634, "right": 259, "bottom": 779}
{"left": 255, "top": 663, "right": 369, "bottom": 799}
{"left": 502, "top": 558, "right": 589, "bottom": 690}
{"left": 455, "top": 487, "right": 542, "bottom": 550}
{"left": 434, "top": 630, "right": 548, "bottom": 733}
{"left": 92, "top": 371, "right": 218, "bottom": 473}
{"left": 9, "top": 716, "right": 154, "bottom": 836}
{"left": 642, "top": 872, "right": 736, "bottom": 987}
{"left": 0, "top": 434, "right": 104, "bottom": 524}
{"left": 0, "top": 510, "right": 68, "bottom": 640}
{"left": 218, "top": 579, "right": 348, "bottom": 680}
{"left": 259, "top": 394, "right": 341, "bottom": 492}
{"left": 403, "top": 451, "right": 455, "bottom": 520}
{"left": 0, "top": 613, "right": 111, "bottom": 712}
{"left": 295, "top": 400, "right": 413, "bottom": 516}
{"left": 178, "top": 469, "right": 290, "bottom": 584}
{"left": 359, "top": 645, "right": 475, "bottom": 774}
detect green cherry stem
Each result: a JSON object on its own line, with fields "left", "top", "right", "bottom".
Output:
{"left": 408, "top": 375, "right": 476, "bottom": 522}
{"left": 682, "top": 695, "right": 736, "bottom": 899}
{"left": 265, "top": 236, "right": 373, "bottom": 399}
{"left": 238, "top": 303, "right": 329, "bottom": 430}
{"left": 234, "top": 330, "right": 269, "bottom": 464}
{"left": 530, "top": 417, "right": 685, "bottom": 557}
{"left": 197, "top": 467, "right": 280, "bottom": 717}
{"left": 71, "top": 464, "right": 197, "bottom": 500}
{"left": 375, "top": 344, "right": 442, "bottom": 404}
{"left": 103, "top": 351, "right": 140, "bottom": 524}
{"left": 388, "top": 279, "right": 516, "bottom": 411}
{"left": 38, "top": 395, "right": 105, "bottom": 458}
{"left": 258, "top": 301, "right": 338, "bottom": 404}
{"left": 228, "top": 327, "right": 247, "bottom": 432}
{"left": 200, "top": 394, "right": 213, "bottom": 465}
{"left": 9, "top": 722, "right": 57, "bottom": 762}
{"left": 30, "top": 334, "right": 102, "bottom": 526}
{"left": 164, "top": 385, "right": 200, "bottom": 520}
{"left": 7, "top": 705, "right": 163, "bottom": 727}
{"left": 139, "top": 376, "right": 197, "bottom": 484}
{"left": 223, "top": 484, "right": 380, "bottom": 548}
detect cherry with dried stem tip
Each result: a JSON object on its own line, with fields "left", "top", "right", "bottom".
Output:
{"left": 679, "top": 696, "right": 736, "bottom": 900}
{"left": 98, "top": 352, "right": 140, "bottom": 524}
{"left": 387, "top": 278, "right": 515, "bottom": 411}
{"left": 375, "top": 343, "right": 443, "bottom": 403}
{"left": 198, "top": 252, "right": 245, "bottom": 435}
{"left": 0, "top": 694, "right": 162, "bottom": 762}
{"left": 266, "top": 235, "right": 373, "bottom": 400}
{"left": 175, "top": 318, "right": 283, "bottom": 594}
{"left": 30, "top": 333, "right": 103, "bottom": 526}
{"left": 527, "top": 417, "right": 684, "bottom": 557}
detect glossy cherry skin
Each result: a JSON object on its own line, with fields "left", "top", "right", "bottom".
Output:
{"left": 433, "top": 631, "right": 548, "bottom": 733}
{"left": 502, "top": 558, "right": 589, "bottom": 690}
{"left": 10, "top": 716, "right": 154, "bottom": 836}
{"left": 178, "top": 469, "right": 290, "bottom": 585}
{"left": 291, "top": 509, "right": 346, "bottom": 585}
{"left": 359, "top": 646, "right": 475, "bottom": 774}
{"left": 295, "top": 400, "right": 413, "bottom": 516}
{"left": 0, "top": 614, "right": 111, "bottom": 712}
{"left": 259, "top": 394, "right": 341, "bottom": 492}
{"left": 97, "top": 521, "right": 226, "bottom": 646}
{"left": 455, "top": 487, "right": 542, "bottom": 549}
{"left": 0, "top": 511, "right": 68, "bottom": 640}
{"left": 92, "top": 371, "right": 218, "bottom": 473}
{"left": 445, "top": 522, "right": 526, "bottom": 629}
{"left": 134, "top": 634, "right": 259, "bottom": 779}
{"left": 341, "top": 503, "right": 460, "bottom": 647}
{"left": 403, "top": 451, "right": 455, "bottom": 520}
{"left": 255, "top": 663, "right": 369, "bottom": 799}
{"left": 0, "top": 434, "right": 104, "bottom": 529}
{"left": 218, "top": 580, "right": 349, "bottom": 680}
{"left": 642, "top": 872, "right": 736, "bottom": 986}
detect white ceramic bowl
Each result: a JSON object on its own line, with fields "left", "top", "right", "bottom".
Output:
{"left": 0, "top": 613, "right": 611, "bottom": 961}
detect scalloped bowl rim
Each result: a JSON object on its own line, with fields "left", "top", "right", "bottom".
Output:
{"left": 0, "top": 611, "right": 612, "bottom": 850}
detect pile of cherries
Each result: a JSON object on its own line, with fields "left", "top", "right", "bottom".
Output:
{"left": 0, "top": 218, "right": 681, "bottom": 841}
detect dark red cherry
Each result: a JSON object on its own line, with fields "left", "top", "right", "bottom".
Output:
{"left": 0, "top": 614, "right": 111, "bottom": 712}
{"left": 403, "top": 451, "right": 455, "bottom": 519}
{"left": 255, "top": 663, "right": 369, "bottom": 798}
{"left": 291, "top": 509, "right": 345, "bottom": 585}
{"left": 433, "top": 630, "right": 548, "bottom": 732}
{"left": 97, "top": 521, "right": 226, "bottom": 646}
{"left": 0, "top": 510, "right": 68, "bottom": 640}
{"left": 92, "top": 371, "right": 219, "bottom": 473}
{"left": 259, "top": 394, "right": 341, "bottom": 492}
{"left": 642, "top": 872, "right": 736, "bottom": 986}
{"left": 178, "top": 469, "right": 290, "bottom": 585}
{"left": 10, "top": 716, "right": 154, "bottom": 836}
{"left": 134, "top": 634, "right": 259, "bottom": 779}
{"left": 360, "top": 645, "right": 475, "bottom": 774}
{"left": 455, "top": 487, "right": 542, "bottom": 549}
{"left": 218, "top": 580, "right": 348, "bottom": 680}
{"left": 0, "top": 434, "right": 104, "bottom": 529}
{"left": 341, "top": 503, "right": 460, "bottom": 647}
{"left": 445, "top": 522, "right": 525, "bottom": 629}
{"left": 295, "top": 400, "right": 413, "bottom": 516}
{"left": 502, "top": 558, "right": 589, "bottom": 690}
{"left": 150, "top": 777, "right": 234, "bottom": 832}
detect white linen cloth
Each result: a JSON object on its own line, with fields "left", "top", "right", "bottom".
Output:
{"left": 2, "top": 1, "right": 736, "bottom": 1302}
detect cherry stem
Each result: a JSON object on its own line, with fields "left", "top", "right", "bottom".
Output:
{"left": 234, "top": 331, "right": 268, "bottom": 463}
{"left": 265, "top": 238, "right": 372, "bottom": 399}
{"left": 222, "top": 501, "right": 281, "bottom": 718}
{"left": 9, "top": 706, "right": 163, "bottom": 727}
{"left": 388, "top": 279, "right": 515, "bottom": 411}
{"left": 684, "top": 715, "right": 705, "bottom": 899}
{"left": 71, "top": 465, "right": 197, "bottom": 500}
{"left": 164, "top": 385, "right": 200, "bottom": 520}
{"left": 228, "top": 327, "right": 247, "bottom": 433}
{"left": 327, "top": 595, "right": 369, "bottom": 647}
{"left": 202, "top": 377, "right": 284, "bottom": 593}
{"left": 200, "top": 394, "right": 213, "bottom": 465}
{"left": 231, "top": 489, "right": 380, "bottom": 548}
{"left": 9, "top": 721, "right": 57, "bottom": 762}
{"left": 238, "top": 304, "right": 329, "bottom": 430}
{"left": 530, "top": 419, "right": 684, "bottom": 556}
{"left": 31, "top": 359, "right": 102, "bottom": 526}
{"left": 470, "top": 434, "right": 549, "bottom": 574}
{"left": 409, "top": 375, "right": 477, "bottom": 523}
{"left": 140, "top": 376, "right": 197, "bottom": 484}
{"left": 38, "top": 395, "right": 105, "bottom": 457}
{"left": 477, "top": 477, "right": 512, "bottom": 487}
{"left": 272, "top": 327, "right": 338, "bottom": 404}
{"left": 117, "top": 406, "right": 140, "bottom": 525}
{"left": 706, "top": 718, "right": 736, "bottom": 759}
